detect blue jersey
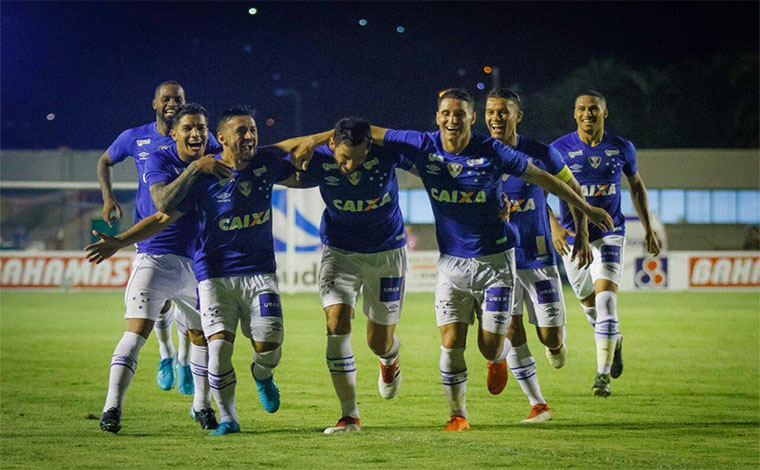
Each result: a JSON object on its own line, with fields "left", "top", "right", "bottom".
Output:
{"left": 551, "top": 132, "right": 637, "bottom": 242}
{"left": 142, "top": 145, "right": 203, "bottom": 259}
{"left": 107, "top": 121, "right": 220, "bottom": 254}
{"left": 502, "top": 135, "right": 567, "bottom": 269}
{"left": 384, "top": 130, "right": 529, "bottom": 258}
{"left": 300, "top": 145, "right": 413, "bottom": 253}
{"left": 179, "top": 147, "right": 295, "bottom": 282}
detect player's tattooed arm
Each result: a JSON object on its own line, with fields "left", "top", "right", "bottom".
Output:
{"left": 627, "top": 172, "right": 661, "bottom": 256}
{"left": 150, "top": 158, "right": 232, "bottom": 212}
{"left": 274, "top": 130, "right": 333, "bottom": 171}
{"left": 521, "top": 163, "right": 614, "bottom": 232}
{"left": 84, "top": 210, "right": 181, "bottom": 264}
{"left": 96, "top": 151, "right": 123, "bottom": 228}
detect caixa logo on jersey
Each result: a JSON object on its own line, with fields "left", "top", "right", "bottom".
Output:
{"left": 635, "top": 257, "right": 668, "bottom": 289}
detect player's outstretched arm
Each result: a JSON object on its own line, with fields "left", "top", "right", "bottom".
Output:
{"left": 627, "top": 172, "right": 661, "bottom": 256}
{"left": 273, "top": 130, "right": 333, "bottom": 171}
{"left": 561, "top": 174, "right": 593, "bottom": 269}
{"left": 521, "top": 163, "right": 614, "bottom": 232}
{"left": 370, "top": 126, "right": 390, "bottom": 146}
{"left": 97, "top": 151, "right": 122, "bottom": 228}
{"left": 84, "top": 210, "right": 181, "bottom": 264}
{"left": 150, "top": 158, "right": 232, "bottom": 213}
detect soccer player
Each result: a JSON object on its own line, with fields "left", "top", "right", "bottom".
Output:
{"left": 96, "top": 81, "right": 219, "bottom": 393}
{"left": 89, "top": 106, "right": 329, "bottom": 435}
{"left": 484, "top": 88, "right": 593, "bottom": 422}
{"left": 295, "top": 118, "right": 413, "bottom": 434}
{"left": 95, "top": 103, "right": 225, "bottom": 434}
{"left": 549, "top": 90, "right": 660, "bottom": 397}
{"left": 369, "top": 88, "right": 613, "bottom": 431}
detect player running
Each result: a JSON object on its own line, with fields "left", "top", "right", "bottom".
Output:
{"left": 89, "top": 105, "right": 328, "bottom": 435}
{"left": 96, "top": 81, "right": 219, "bottom": 394}
{"left": 294, "top": 118, "right": 413, "bottom": 434}
{"left": 95, "top": 103, "right": 225, "bottom": 433}
{"left": 369, "top": 88, "right": 613, "bottom": 431}
{"left": 549, "top": 90, "right": 660, "bottom": 397}
{"left": 484, "top": 88, "right": 592, "bottom": 422}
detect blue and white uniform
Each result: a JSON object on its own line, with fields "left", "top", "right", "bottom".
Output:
{"left": 300, "top": 145, "right": 413, "bottom": 325}
{"left": 384, "top": 130, "right": 529, "bottom": 334}
{"left": 551, "top": 131, "right": 637, "bottom": 298}
{"left": 502, "top": 135, "right": 570, "bottom": 328}
{"left": 110, "top": 124, "right": 218, "bottom": 327}
{"left": 177, "top": 147, "right": 294, "bottom": 342}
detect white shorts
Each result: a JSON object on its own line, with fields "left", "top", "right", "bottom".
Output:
{"left": 198, "top": 274, "right": 284, "bottom": 344}
{"left": 124, "top": 253, "right": 201, "bottom": 331}
{"left": 562, "top": 235, "right": 625, "bottom": 300}
{"left": 512, "top": 265, "right": 566, "bottom": 328}
{"left": 319, "top": 246, "right": 406, "bottom": 326}
{"left": 435, "top": 250, "right": 516, "bottom": 335}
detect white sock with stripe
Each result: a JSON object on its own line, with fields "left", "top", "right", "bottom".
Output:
{"left": 326, "top": 334, "right": 359, "bottom": 419}
{"left": 190, "top": 344, "right": 211, "bottom": 410}
{"left": 104, "top": 332, "right": 146, "bottom": 411}
{"left": 208, "top": 340, "right": 237, "bottom": 424}
{"left": 440, "top": 347, "right": 467, "bottom": 418}
{"left": 507, "top": 342, "right": 546, "bottom": 406}
{"left": 594, "top": 291, "right": 619, "bottom": 375}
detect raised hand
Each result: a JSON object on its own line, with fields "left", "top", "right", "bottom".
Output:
{"left": 84, "top": 230, "right": 125, "bottom": 264}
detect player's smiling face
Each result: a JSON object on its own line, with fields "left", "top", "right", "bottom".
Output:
{"left": 330, "top": 138, "right": 370, "bottom": 175}
{"left": 219, "top": 115, "right": 258, "bottom": 161}
{"left": 485, "top": 97, "right": 523, "bottom": 143}
{"left": 153, "top": 85, "right": 186, "bottom": 124}
{"left": 436, "top": 98, "right": 475, "bottom": 146}
{"left": 171, "top": 113, "right": 208, "bottom": 160}
{"left": 574, "top": 95, "right": 608, "bottom": 135}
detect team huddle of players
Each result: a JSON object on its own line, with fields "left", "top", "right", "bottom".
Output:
{"left": 86, "top": 80, "right": 659, "bottom": 435}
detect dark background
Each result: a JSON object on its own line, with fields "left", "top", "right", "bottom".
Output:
{"left": 2, "top": 1, "right": 758, "bottom": 149}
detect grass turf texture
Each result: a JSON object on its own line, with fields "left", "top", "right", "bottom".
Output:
{"left": 1, "top": 290, "right": 758, "bottom": 469}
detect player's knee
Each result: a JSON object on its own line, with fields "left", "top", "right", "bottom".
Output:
{"left": 325, "top": 304, "right": 352, "bottom": 335}
{"left": 507, "top": 316, "right": 527, "bottom": 346}
{"left": 125, "top": 318, "right": 154, "bottom": 339}
{"left": 581, "top": 294, "right": 596, "bottom": 308}
{"left": 252, "top": 344, "right": 282, "bottom": 370}
{"left": 187, "top": 329, "right": 206, "bottom": 346}
{"left": 539, "top": 327, "right": 562, "bottom": 350}
{"left": 209, "top": 331, "right": 235, "bottom": 343}
{"left": 159, "top": 300, "right": 172, "bottom": 314}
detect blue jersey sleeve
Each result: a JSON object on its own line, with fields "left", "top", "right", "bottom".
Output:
{"left": 492, "top": 140, "right": 528, "bottom": 177}
{"left": 106, "top": 129, "right": 133, "bottom": 164}
{"left": 622, "top": 139, "right": 637, "bottom": 177}
{"left": 397, "top": 153, "right": 415, "bottom": 171}
{"left": 144, "top": 152, "right": 175, "bottom": 187}
{"left": 383, "top": 129, "right": 426, "bottom": 166}
{"left": 545, "top": 146, "right": 566, "bottom": 175}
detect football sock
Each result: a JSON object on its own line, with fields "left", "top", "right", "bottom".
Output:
{"left": 208, "top": 340, "right": 237, "bottom": 424}
{"left": 251, "top": 346, "right": 282, "bottom": 381}
{"left": 582, "top": 306, "right": 597, "bottom": 328}
{"left": 326, "top": 334, "right": 359, "bottom": 419}
{"left": 493, "top": 335, "right": 512, "bottom": 363}
{"left": 440, "top": 346, "right": 468, "bottom": 418}
{"left": 594, "top": 291, "right": 619, "bottom": 375}
{"left": 154, "top": 312, "right": 176, "bottom": 360}
{"left": 507, "top": 342, "right": 546, "bottom": 406}
{"left": 104, "top": 331, "right": 146, "bottom": 411}
{"left": 190, "top": 344, "right": 211, "bottom": 410}
{"left": 378, "top": 334, "right": 400, "bottom": 365}
{"left": 177, "top": 331, "right": 190, "bottom": 367}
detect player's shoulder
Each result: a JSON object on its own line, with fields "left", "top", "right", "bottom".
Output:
{"left": 516, "top": 135, "right": 549, "bottom": 157}
{"left": 550, "top": 132, "right": 576, "bottom": 149}
{"left": 605, "top": 133, "right": 636, "bottom": 152}
{"left": 121, "top": 122, "right": 156, "bottom": 139}
{"left": 256, "top": 145, "right": 288, "bottom": 162}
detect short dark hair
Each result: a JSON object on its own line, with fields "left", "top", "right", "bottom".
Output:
{"left": 155, "top": 80, "right": 184, "bottom": 97}
{"left": 577, "top": 89, "right": 607, "bottom": 104}
{"left": 333, "top": 117, "right": 371, "bottom": 146}
{"left": 171, "top": 103, "right": 209, "bottom": 128}
{"left": 218, "top": 105, "right": 256, "bottom": 133}
{"left": 437, "top": 88, "right": 474, "bottom": 108}
{"left": 487, "top": 88, "right": 522, "bottom": 109}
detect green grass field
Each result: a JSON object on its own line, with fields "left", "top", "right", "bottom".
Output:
{"left": 1, "top": 289, "right": 758, "bottom": 469}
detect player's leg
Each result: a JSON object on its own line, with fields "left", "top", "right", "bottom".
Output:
{"left": 100, "top": 254, "right": 173, "bottom": 433}
{"left": 589, "top": 235, "right": 626, "bottom": 397}
{"left": 488, "top": 277, "right": 528, "bottom": 396}
{"left": 524, "top": 266, "right": 567, "bottom": 368}
{"left": 476, "top": 250, "right": 516, "bottom": 378}
{"left": 361, "top": 247, "right": 406, "bottom": 400}
{"left": 199, "top": 278, "right": 241, "bottom": 435}
{"left": 175, "top": 305, "right": 194, "bottom": 395}
{"left": 318, "top": 247, "right": 363, "bottom": 433}
{"left": 243, "top": 274, "right": 284, "bottom": 415}
{"left": 154, "top": 301, "right": 178, "bottom": 391}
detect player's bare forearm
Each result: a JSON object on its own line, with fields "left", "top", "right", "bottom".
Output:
{"left": 628, "top": 173, "right": 653, "bottom": 232}
{"left": 118, "top": 211, "right": 180, "bottom": 246}
{"left": 149, "top": 166, "right": 202, "bottom": 213}
{"left": 97, "top": 151, "right": 116, "bottom": 201}
{"left": 565, "top": 176, "right": 588, "bottom": 237}
{"left": 370, "top": 126, "right": 389, "bottom": 146}
{"left": 272, "top": 130, "right": 332, "bottom": 153}
{"left": 275, "top": 172, "right": 318, "bottom": 189}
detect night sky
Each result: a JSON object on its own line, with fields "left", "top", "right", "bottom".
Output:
{"left": 1, "top": 1, "right": 757, "bottom": 149}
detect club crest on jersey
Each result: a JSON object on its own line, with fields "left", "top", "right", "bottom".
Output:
{"left": 425, "top": 164, "right": 441, "bottom": 175}
{"left": 605, "top": 149, "right": 620, "bottom": 156}
{"left": 253, "top": 166, "right": 267, "bottom": 177}
{"left": 348, "top": 171, "right": 362, "bottom": 185}
{"left": 502, "top": 174, "right": 509, "bottom": 181}
{"left": 588, "top": 156, "right": 602, "bottom": 169}
{"left": 324, "top": 175, "right": 340, "bottom": 186}
{"left": 568, "top": 150, "right": 583, "bottom": 158}
{"left": 323, "top": 162, "right": 339, "bottom": 171}
{"left": 238, "top": 180, "right": 252, "bottom": 196}
{"left": 363, "top": 158, "right": 379, "bottom": 170}
{"left": 466, "top": 157, "right": 485, "bottom": 166}
{"left": 428, "top": 153, "right": 445, "bottom": 163}
{"left": 447, "top": 163, "right": 463, "bottom": 177}
{"left": 136, "top": 139, "right": 151, "bottom": 147}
